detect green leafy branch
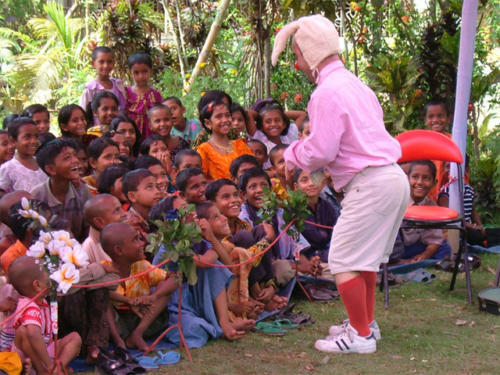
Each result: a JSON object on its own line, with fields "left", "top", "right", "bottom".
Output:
{"left": 258, "top": 186, "right": 311, "bottom": 239}
{"left": 146, "top": 205, "right": 202, "bottom": 285}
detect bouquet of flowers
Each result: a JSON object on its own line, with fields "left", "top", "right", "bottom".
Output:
{"left": 18, "top": 197, "right": 89, "bottom": 294}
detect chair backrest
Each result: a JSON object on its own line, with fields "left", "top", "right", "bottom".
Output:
{"left": 396, "top": 129, "right": 463, "bottom": 164}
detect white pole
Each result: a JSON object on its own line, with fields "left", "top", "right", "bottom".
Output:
{"left": 450, "top": 0, "right": 478, "bottom": 214}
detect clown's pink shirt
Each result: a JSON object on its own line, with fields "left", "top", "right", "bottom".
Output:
{"left": 284, "top": 60, "right": 401, "bottom": 191}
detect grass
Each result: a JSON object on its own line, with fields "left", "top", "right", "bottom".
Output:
{"left": 82, "top": 253, "right": 500, "bottom": 375}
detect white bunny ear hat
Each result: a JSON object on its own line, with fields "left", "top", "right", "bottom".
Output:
{"left": 271, "top": 14, "right": 340, "bottom": 71}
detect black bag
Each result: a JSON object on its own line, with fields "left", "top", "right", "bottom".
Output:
{"left": 477, "top": 288, "right": 500, "bottom": 315}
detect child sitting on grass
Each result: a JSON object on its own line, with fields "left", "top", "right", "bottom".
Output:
{"left": 96, "top": 164, "right": 130, "bottom": 204}
{"left": 9, "top": 256, "right": 81, "bottom": 374}
{"left": 398, "top": 160, "right": 451, "bottom": 262}
{"left": 163, "top": 96, "right": 203, "bottom": 144}
{"left": 293, "top": 169, "right": 338, "bottom": 262}
{"left": 176, "top": 167, "right": 208, "bottom": 204}
{"left": 1, "top": 199, "right": 49, "bottom": 273}
{"left": 122, "top": 169, "right": 162, "bottom": 241}
{"left": 149, "top": 196, "right": 251, "bottom": 346}
{"left": 239, "top": 168, "right": 318, "bottom": 280}
{"left": 101, "top": 222, "right": 177, "bottom": 351}
{"left": 148, "top": 104, "right": 189, "bottom": 161}
{"left": 133, "top": 155, "right": 170, "bottom": 198}
{"left": 229, "top": 154, "right": 260, "bottom": 184}
{"left": 247, "top": 139, "right": 268, "bottom": 169}
{"left": 86, "top": 91, "right": 120, "bottom": 137}
{"left": 0, "top": 117, "right": 47, "bottom": 194}
{"left": 83, "top": 194, "right": 126, "bottom": 264}
{"left": 32, "top": 138, "right": 92, "bottom": 242}
{"left": 22, "top": 105, "right": 51, "bottom": 135}
{"left": 269, "top": 144, "right": 289, "bottom": 199}
{"left": 169, "top": 149, "right": 202, "bottom": 189}
{"left": 0, "top": 129, "right": 15, "bottom": 167}
{"left": 84, "top": 137, "right": 121, "bottom": 195}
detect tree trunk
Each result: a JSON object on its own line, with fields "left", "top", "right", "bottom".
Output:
{"left": 263, "top": 32, "right": 271, "bottom": 99}
{"left": 161, "top": 0, "right": 186, "bottom": 79}
{"left": 185, "top": 0, "right": 231, "bottom": 93}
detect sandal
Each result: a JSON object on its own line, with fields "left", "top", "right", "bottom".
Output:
{"left": 96, "top": 349, "right": 135, "bottom": 375}
{"left": 273, "top": 318, "right": 298, "bottom": 330}
{"left": 253, "top": 321, "right": 288, "bottom": 336}
{"left": 114, "top": 347, "right": 146, "bottom": 374}
{"left": 156, "top": 350, "right": 181, "bottom": 365}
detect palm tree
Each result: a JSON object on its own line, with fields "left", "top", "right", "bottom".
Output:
{"left": 1, "top": 1, "right": 87, "bottom": 109}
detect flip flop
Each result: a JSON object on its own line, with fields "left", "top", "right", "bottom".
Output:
{"left": 274, "top": 318, "right": 298, "bottom": 330}
{"left": 156, "top": 350, "right": 181, "bottom": 365}
{"left": 254, "top": 321, "right": 288, "bottom": 336}
{"left": 136, "top": 356, "right": 159, "bottom": 370}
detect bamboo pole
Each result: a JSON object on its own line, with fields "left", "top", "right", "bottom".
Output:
{"left": 184, "top": 0, "right": 231, "bottom": 94}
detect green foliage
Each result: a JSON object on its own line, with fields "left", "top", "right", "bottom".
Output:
{"left": 469, "top": 126, "right": 500, "bottom": 224}
{"left": 258, "top": 186, "right": 311, "bottom": 239}
{"left": 365, "top": 55, "right": 425, "bottom": 133}
{"left": 146, "top": 204, "right": 202, "bottom": 285}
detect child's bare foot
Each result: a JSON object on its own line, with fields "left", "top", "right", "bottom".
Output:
{"left": 220, "top": 322, "right": 245, "bottom": 341}
{"left": 126, "top": 331, "right": 149, "bottom": 352}
{"left": 233, "top": 319, "right": 256, "bottom": 332}
{"left": 265, "top": 295, "right": 287, "bottom": 311}
{"left": 22, "top": 358, "right": 32, "bottom": 375}
{"left": 85, "top": 345, "right": 100, "bottom": 365}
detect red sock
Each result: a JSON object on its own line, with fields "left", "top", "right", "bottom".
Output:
{"left": 337, "top": 276, "right": 370, "bottom": 336}
{"left": 360, "top": 271, "right": 377, "bottom": 323}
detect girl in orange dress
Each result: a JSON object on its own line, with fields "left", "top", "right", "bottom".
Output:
{"left": 196, "top": 100, "right": 252, "bottom": 180}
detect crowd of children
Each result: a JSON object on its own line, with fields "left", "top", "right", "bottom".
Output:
{"left": 0, "top": 44, "right": 492, "bottom": 373}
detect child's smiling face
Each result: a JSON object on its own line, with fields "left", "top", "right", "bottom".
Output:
{"left": 150, "top": 108, "right": 173, "bottom": 138}
{"left": 261, "top": 109, "right": 285, "bottom": 138}
{"left": 214, "top": 184, "right": 242, "bottom": 218}
{"left": 48, "top": 146, "right": 81, "bottom": 181}
{"left": 182, "top": 174, "right": 208, "bottom": 204}
{"left": 15, "top": 123, "right": 39, "bottom": 157}
{"left": 92, "top": 51, "right": 115, "bottom": 79}
{"left": 425, "top": 104, "right": 449, "bottom": 133}
{"left": 409, "top": 164, "right": 436, "bottom": 203}
{"left": 244, "top": 176, "right": 270, "bottom": 208}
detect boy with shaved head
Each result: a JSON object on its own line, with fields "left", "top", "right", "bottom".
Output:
{"left": 101, "top": 222, "right": 176, "bottom": 351}
{"left": 82, "top": 194, "right": 126, "bottom": 263}
{"left": 9, "top": 256, "right": 81, "bottom": 374}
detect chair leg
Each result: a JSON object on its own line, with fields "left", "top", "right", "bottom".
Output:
{"left": 495, "top": 256, "right": 500, "bottom": 288}
{"left": 450, "top": 230, "right": 473, "bottom": 305}
{"left": 382, "top": 263, "right": 389, "bottom": 308}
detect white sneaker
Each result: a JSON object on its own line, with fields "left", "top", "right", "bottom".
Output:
{"left": 328, "top": 319, "right": 381, "bottom": 341}
{"left": 315, "top": 324, "right": 377, "bottom": 354}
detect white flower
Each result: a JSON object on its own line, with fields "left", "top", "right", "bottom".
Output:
{"left": 50, "top": 263, "right": 80, "bottom": 294}
{"left": 21, "top": 197, "right": 30, "bottom": 210}
{"left": 39, "top": 231, "right": 52, "bottom": 245}
{"left": 39, "top": 215, "right": 48, "bottom": 228}
{"left": 47, "top": 239, "right": 66, "bottom": 256}
{"left": 27, "top": 241, "right": 46, "bottom": 259}
{"left": 18, "top": 209, "right": 31, "bottom": 218}
{"left": 28, "top": 210, "right": 39, "bottom": 220}
{"left": 60, "top": 244, "right": 89, "bottom": 268}
{"left": 51, "top": 230, "right": 71, "bottom": 243}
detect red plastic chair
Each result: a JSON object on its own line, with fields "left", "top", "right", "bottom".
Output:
{"left": 381, "top": 130, "right": 472, "bottom": 306}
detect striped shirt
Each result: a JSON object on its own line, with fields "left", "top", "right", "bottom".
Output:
{"left": 439, "top": 184, "right": 475, "bottom": 223}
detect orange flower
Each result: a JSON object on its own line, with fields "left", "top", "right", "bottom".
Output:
{"left": 415, "top": 89, "right": 422, "bottom": 98}
{"left": 281, "top": 91, "right": 287, "bottom": 100}
{"left": 401, "top": 15, "right": 409, "bottom": 23}
{"left": 294, "top": 93, "right": 302, "bottom": 103}
{"left": 355, "top": 5, "right": 361, "bottom": 12}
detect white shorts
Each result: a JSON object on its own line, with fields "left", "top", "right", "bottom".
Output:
{"left": 328, "top": 164, "right": 410, "bottom": 274}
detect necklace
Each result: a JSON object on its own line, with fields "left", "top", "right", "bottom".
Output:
{"left": 209, "top": 139, "right": 233, "bottom": 153}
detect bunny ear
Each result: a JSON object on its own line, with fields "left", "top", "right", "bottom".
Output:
{"left": 271, "top": 20, "right": 301, "bottom": 66}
